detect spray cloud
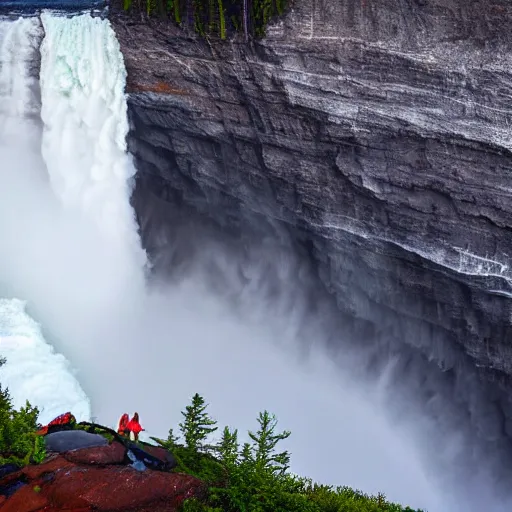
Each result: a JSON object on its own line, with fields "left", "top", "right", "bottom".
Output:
{"left": 0, "top": 12, "right": 511, "bottom": 512}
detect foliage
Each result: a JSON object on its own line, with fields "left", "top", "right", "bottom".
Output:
{"left": 248, "top": 410, "right": 290, "bottom": 475}
{"left": 180, "top": 393, "right": 218, "bottom": 453}
{"left": 0, "top": 357, "right": 44, "bottom": 465}
{"left": 0, "top": 365, "right": 425, "bottom": 512}
{"left": 151, "top": 393, "right": 426, "bottom": 512}
{"left": 75, "top": 424, "right": 116, "bottom": 443}
{"left": 117, "top": 0, "right": 288, "bottom": 40}
{"left": 32, "top": 434, "right": 47, "bottom": 464}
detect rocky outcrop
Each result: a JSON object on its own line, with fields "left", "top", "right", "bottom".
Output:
{"left": 111, "top": 0, "right": 512, "bottom": 454}
{"left": 0, "top": 447, "right": 205, "bottom": 512}
{"left": 62, "top": 441, "right": 126, "bottom": 465}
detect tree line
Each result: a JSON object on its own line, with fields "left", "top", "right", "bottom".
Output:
{"left": 0, "top": 357, "right": 424, "bottom": 511}
{"left": 152, "top": 392, "right": 425, "bottom": 512}
{"left": 120, "top": 0, "right": 288, "bottom": 39}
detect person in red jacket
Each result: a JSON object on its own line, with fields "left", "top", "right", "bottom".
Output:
{"left": 126, "top": 412, "right": 144, "bottom": 441}
{"left": 117, "top": 413, "right": 130, "bottom": 437}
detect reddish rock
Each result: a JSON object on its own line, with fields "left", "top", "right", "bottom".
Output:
{"left": 46, "top": 466, "right": 206, "bottom": 510}
{"left": 1, "top": 446, "right": 205, "bottom": 512}
{"left": 0, "top": 496, "right": 5, "bottom": 506}
{"left": 0, "top": 470, "right": 23, "bottom": 488}
{"left": 58, "top": 509, "right": 92, "bottom": 511}
{"left": 23, "top": 456, "right": 75, "bottom": 480}
{"left": 62, "top": 442, "right": 126, "bottom": 465}
{"left": 140, "top": 444, "right": 170, "bottom": 460}
{"left": 0, "top": 484, "right": 48, "bottom": 512}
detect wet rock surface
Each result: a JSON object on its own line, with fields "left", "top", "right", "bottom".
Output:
{"left": 0, "top": 448, "right": 205, "bottom": 512}
{"left": 111, "top": 0, "right": 512, "bottom": 456}
{"left": 61, "top": 441, "right": 126, "bottom": 465}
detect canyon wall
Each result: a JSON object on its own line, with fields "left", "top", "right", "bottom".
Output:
{"left": 111, "top": 0, "right": 512, "bottom": 440}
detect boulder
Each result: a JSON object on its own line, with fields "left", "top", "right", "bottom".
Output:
{"left": 0, "top": 484, "right": 49, "bottom": 512}
{"left": 124, "top": 442, "right": 177, "bottom": 471}
{"left": 46, "top": 466, "right": 206, "bottom": 510}
{"left": 22, "top": 456, "right": 75, "bottom": 480}
{"left": 62, "top": 442, "right": 126, "bottom": 465}
{"left": 0, "top": 450, "right": 206, "bottom": 511}
{"left": 0, "top": 465, "right": 19, "bottom": 480}
{"left": 45, "top": 431, "right": 108, "bottom": 453}
{"left": 138, "top": 444, "right": 176, "bottom": 468}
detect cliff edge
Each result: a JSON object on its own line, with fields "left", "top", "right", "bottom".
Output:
{"left": 111, "top": 0, "right": 512, "bottom": 443}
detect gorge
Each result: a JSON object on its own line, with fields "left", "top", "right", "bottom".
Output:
{"left": 0, "top": 1, "right": 511, "bottom": 511}
{"left": 118, "top": 0, "right": 512, "bottom": 506}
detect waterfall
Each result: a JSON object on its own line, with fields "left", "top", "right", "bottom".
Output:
{"left": 39, "top": 13, "right": 146, "bottom": 272}
{"left": 0, "top": 16, "right": 90, "bottom": 423}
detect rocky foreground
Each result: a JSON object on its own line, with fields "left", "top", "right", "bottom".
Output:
{"left": 0, "top": 443, "right": 205, "bottom": 511}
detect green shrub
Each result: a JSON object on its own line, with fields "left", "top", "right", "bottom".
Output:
{"left": 0, "top": 357, "right": 42, "bottom": 465}
{"left": 156, "top": 393, "right": 426, "bottom": 512}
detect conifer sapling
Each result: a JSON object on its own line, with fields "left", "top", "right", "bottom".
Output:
{"left": 249, "top": 410, "right": 291, "bottom": 475}
{"left": 166, "top": 427, "right": 180, "bottom": 446}
{"left": 217, "top": 426, "right": 239, "bottom": 466}
{"left": 179, "top": 393, "right": 218, "bottom": 453}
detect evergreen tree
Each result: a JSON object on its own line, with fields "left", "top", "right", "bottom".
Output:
{"left": 150, "top": 427, "right": 180, "bottom": 452}
{"left": 0, "top": 385, "right": 12, "bottom": 452}
{"left": 216, "top": 426, "right": 239, "bottom": 466}
{"left": 179, "top": 393, "right": 218, "bottom": 453}
{"left": 8, "top": 401, "right": 40, "bottom": 460}
{"left": 0, "top": 357, "right": 9, "bottom": 410}
{"left": 249, "top": 410, "right": 291, "bottom": 475}
{"left": 0, "top": 380, "right": 12, "bottom": 412}
{"left": 166, "top": 427, "right": 180, "bottom": 446}
{"left": 0, "top": 357, "right": 42, "bottom": 464}
{"left": 240, "top": 441, "right": 253, "bottom": 465}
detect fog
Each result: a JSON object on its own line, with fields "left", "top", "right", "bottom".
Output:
{"left": 0, "top": 109, "right": 439, "bottom": 507}
{"left": 1, "top": 13, "right": 512, "bottom": 512}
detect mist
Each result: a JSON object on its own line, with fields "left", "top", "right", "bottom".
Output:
{"left": 0, "top": 118, "right": 439, "bottom": 508}
{"left": 1, "top": 13, "right": 512, "bottom": 512}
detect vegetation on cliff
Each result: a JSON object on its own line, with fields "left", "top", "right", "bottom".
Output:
{"left": 152, "top": 392, "right": 425, "bottom": 512}
{"left": 117, "top": 0, "right": 288, "bottom": 39}
{"left": 0, "top": 361, "right": 424, "bottom": 511}
{"left": 0, "top": 358, "right": 46, "bottom": 466}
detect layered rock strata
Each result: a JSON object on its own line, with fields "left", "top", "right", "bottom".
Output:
{"left": 111, "top": 0, "right": 512, "bottom": 443}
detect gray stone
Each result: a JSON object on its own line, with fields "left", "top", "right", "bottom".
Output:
{"left": 110, "top": 0, "right": 512, "bottom": 467}
{"left": 45, "top": 430, "right": 108, "bottom": 453}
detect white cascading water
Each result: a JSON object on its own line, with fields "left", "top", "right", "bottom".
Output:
{"left": 1, "top": 11, "right": 512, "bottom": 512}
{"left": 39, "top": 12, "right": 147, "bottom": 276}
{"left": 0, "top": 298, "right": 90, "bottom": 422}
{"left": 0, "top": 16, "right": 90, "bottom": 423}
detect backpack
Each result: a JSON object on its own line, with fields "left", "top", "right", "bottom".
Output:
{"left": 36, "top": 412, "right": 77, "bottom": 436}
{"left": 48, "top": 412, "right": 76, "bottom": 427}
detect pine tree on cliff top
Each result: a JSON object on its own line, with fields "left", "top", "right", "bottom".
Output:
{"left": 249, "top": 410, "right": 291, "bottom": 475}
{"left": 179, "top": 393, "right": 218, "bottom": 453}
{"left": 0, "top": 358, "right": 12, "bottom": 413}
{"left": 0, "top": 357, "right": 41, "bottom": 464}
{"left": 216, "top": 425, "right": 239, "bottom": 466}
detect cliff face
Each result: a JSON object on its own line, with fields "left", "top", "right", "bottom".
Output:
{"left": 111, "top": 0, "right": 512, "bottom": 443}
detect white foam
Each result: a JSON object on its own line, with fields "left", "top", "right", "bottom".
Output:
{"left": 0, "top": 16, "right": 90, "bottom": 426}
{"left": 0, "top": 16, "right": 41, "bottom": 148}
{"left": 39, "top": 12, "right": 146, "bottom": 273}
{"left": 0, "top": 298, "right": 91, "bottom": 424}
